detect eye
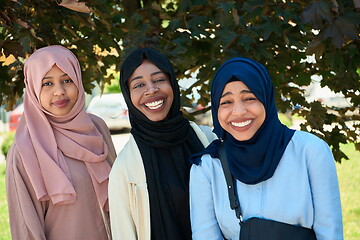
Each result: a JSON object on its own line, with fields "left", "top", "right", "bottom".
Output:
{"left": 154, "top": 78, "right": 165, "bottom": 83}
{"left": 220, "top": 100, "right": 232, "bottom": 105}
{"left": 63, "top": 79, "right": 73, "bottom": 84}
{"left": 42, "top": 82, "right": 52, "bottom": 87}
{"left": 243, "top": 93, "right": 257, "bottom": 102}
{"left": 133, "top": 83, "right": 145, "bottom": 89}
{"left": 244, "top": 97, "right": 257, "bottom": 102}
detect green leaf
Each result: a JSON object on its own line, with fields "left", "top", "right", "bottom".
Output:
{"left": 306, "top": 38, "right": 325, "bottom": 60}
{"left": 302, "top": 0, "right": 333, "bottom": 28}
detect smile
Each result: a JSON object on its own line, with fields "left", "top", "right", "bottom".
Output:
{"left": 231, "top": 120, "right": 252, "bottom": 127}
{"left": 145, "top": 100, "right": 164, "bottom": 110}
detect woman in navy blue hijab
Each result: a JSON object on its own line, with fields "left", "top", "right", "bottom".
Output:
{"left": 189, "top": 57, "right": 343, "bottom": 240}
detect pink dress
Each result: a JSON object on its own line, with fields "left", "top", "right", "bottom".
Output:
{"left": 6, "top": 115, "right": 116, "bottom": 240}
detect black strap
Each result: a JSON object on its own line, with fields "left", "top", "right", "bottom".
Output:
{"left": 218, "top": 143, "right": 242, "bottom": 222}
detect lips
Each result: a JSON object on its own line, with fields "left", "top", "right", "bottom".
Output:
{"left": 53, "top": 99, "right": 69, "bottom": 108}
{"left": 143, "top": 96, "right": 166, "bottom": 111}
{"left": 145, "top": 99, "right": 164, "bottom": 110}
{"left": 231, "top": 119, "right": 252, "bottom": 127}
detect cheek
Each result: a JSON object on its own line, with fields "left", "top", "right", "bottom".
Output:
{"left": 39, "top": 90, "right": 46, "bottom": 106}
{"left": 255, "top": 103, "right": 266, "bottom": 125}
{"left": 73, "top": 90, "right": 79, "bottom": 101}
{"left": 217, "top": 108, "right": 229, "bottom": 128}
{"left": 129, "top": 90, "right": 141, "bottom": 108}
{"left": 167, "top": 88, "right": 174, "bottom": 104}
{"left": 68, "top": 86, "right": 79, "bottom": 100}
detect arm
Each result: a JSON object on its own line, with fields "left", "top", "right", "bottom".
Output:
{"left": 108, "top": 158, "right": 137, "bottom": 240}
{"left": 190, "top": 163, "right": 224, "bottom": 240}
{"left": 307, "top": 139, "right": 343, "bottom": 240}
{"left": 6, "top": 144, "right": 47, "bottom": 240}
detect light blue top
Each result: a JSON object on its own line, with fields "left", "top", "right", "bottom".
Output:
{"left": 190, "top": 131, "right": 343, "bottom": 240}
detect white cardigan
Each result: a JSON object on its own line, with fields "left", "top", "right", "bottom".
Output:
{"left": 108, "top": 122, "right": 216, "bottom": 240}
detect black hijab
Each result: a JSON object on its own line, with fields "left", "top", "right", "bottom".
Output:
{"left": 120, "top": 48, "right": 204, "bottom": 240}
{"left": 191, "top": 57, "right": 295, "bottom": 184}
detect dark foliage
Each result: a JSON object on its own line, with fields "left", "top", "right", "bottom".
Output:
{"left": 1, "top": 0, "right": 359, "bottom": 162}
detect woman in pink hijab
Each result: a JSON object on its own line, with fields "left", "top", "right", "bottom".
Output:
{"left": 6, "top": 45, "right": 116, "bottom": 240}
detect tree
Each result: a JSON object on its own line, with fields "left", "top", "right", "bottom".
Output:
{"left": 1, "top": 0, "right": 359, "bottom": 162}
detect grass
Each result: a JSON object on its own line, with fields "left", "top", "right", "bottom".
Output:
{"left": 0, "top": 163, "right": 10, "bottom": 240}
{"left": 0, "top": 144, "right": 359, "bottom": 239}
{"left": 336, "top": 143, "right": 360, "bottom": 240}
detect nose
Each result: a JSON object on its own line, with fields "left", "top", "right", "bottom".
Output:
{"left": 53, "top": 84, "right": 65, "bottom": 96}
{"left": 232, "top": 101, "right": 247, "bottom": 115}
{"left": 145, "top": 82, "right": 159, "bottom": 96}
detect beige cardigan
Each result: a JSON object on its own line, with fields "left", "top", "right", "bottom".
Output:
{"left": 108, "top": 122, "right": 216, "bottom": 240}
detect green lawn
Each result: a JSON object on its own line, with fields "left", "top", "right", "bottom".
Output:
{"left": 0, "top": 163, "right": 10, "bottom": 240}
{"left": 0, "top": 144, "right": 359, "bottom": 239}
{"left": 336, "top": 143, "right": 360, "bottom": 240}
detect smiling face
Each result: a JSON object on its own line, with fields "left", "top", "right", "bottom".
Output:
{"left": 218, "top": 81, "right": 266, "bottom": 141}
{"left": 128, "top": 60, "right": 174, "bottom": 122}
{"left": 40, "top": 65, "right": 78, "bottom": 116}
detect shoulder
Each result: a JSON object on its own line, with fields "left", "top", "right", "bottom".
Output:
{"left": 190, "top": 153, "right": 222, "bottom": 184}
{"left": 111, "top": 135, "right": 145, "bottom": 182}
{"left": 190, "top": 122, "right": 212, "bottom": 134}
{"left": 290, "top": 130, "right": 329, "bottom": 149}
{"left": 6, "top": 143, "right": 21, "bottom": 162}
{"left": 115, "top": 135, "right": 139, "bottom": 162}
{"left": 87, "top": 113, "right": 107, "bottom": 128}
{"left": 193, "top": 153, "right": 219, "bottom": 171}
{"left": 196, "top": 124, "right": 212, "bottom": 133}
{"left": 285, "top": 130, "right": 334, "bottom": 166}
{"left": 87, "top": 113, "right": 112, "bottom": 137}
{"left": 190, "top": 122, "right": 217, "bottom": 143}
{"left": 5, "top": 143, "right": 25, "bottom": 173}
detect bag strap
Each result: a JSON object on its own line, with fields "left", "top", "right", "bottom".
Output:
{"left": 218, "top": 143, "right": 243, "bottom": 222}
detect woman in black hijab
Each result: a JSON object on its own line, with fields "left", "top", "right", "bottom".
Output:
{"left": 108, "top": 48, "right": 216, "bottom": 240}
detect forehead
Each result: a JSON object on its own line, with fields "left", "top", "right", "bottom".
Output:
{"left": 44, "top": 65, "right": 67, "bottom": 77}
{"left": 222, "top": 81, "right": 250, "bottom": 92}
{"left": 132, "top": 60, "right": 162, "bottom": 75}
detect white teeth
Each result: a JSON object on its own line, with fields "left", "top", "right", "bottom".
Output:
{"left": 231, "top": 120, "right": 252, "bottom": 127}
{"left": 145, "top": 100, "right": 164, "bottom": 109}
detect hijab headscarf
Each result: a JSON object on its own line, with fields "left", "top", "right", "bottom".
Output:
{"left": 120, "top": 48, "right": 204, "bottom": 240}
{"left": 15, "top": 45, "right": 111, "bottom": 209}
{"left": 191, "top": 57, "right": 295, "bottom": 184}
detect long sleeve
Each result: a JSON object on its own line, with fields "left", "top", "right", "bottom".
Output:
{"left": 307, "top": 138, "right": 343, "bottom": 240}
{"left": 108, "top": 135, "right": 150, "bottom": 240}
{"left": 190, "top": 160, "right": 235, "bottom": 240}
{"left": 189, "top": 131, "right": 343, "bottom": 240}
{"left": 6, "top": 144, "right": 47, "bottom": 240}
{"left": 108, "top": 157, "right": 138, "bottom": 240}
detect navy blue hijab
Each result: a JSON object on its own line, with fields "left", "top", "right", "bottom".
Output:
{"left": 191, "top": 57, "right": 295, "bottom": 184}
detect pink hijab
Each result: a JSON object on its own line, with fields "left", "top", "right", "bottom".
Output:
{"left": 15, "top": 45, "right": 111, "bottom": 209}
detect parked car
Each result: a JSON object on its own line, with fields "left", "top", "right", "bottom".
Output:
{"left": 9, "top": 103, "right": 24, "bottom": 132}
{"left": 86, "top": 93, "right": 131, "bottom": 131}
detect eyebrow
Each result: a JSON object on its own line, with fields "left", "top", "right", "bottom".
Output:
{"left": 43, "top": 73, "right": 68, "bottom": 80}
{"left": 129, "top": 71, "right": 164, "bottom": 84}
{"left": 220, "top": 89, "right": 252, "bottom": 98}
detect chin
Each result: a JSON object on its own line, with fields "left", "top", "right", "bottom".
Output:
{"left": 147, "top": 115, "right": 167, "bottom": 122}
